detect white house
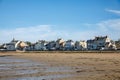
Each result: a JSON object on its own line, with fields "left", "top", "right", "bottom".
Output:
{"left": 4, "top": 43, "right": 16, "bottom": 51}
{"left": 56, "top": 38, "right": 65, "bottom": 50}
{"left": 75, "top": 40, "right": 87, "bottom": 50}
{"left": 87, "top": 39, "right": 95, "bottom": 50}
{"left": 3, "top": 38, "right": 18, "bottom": 51}
{"left": 64, "top": 40, "right": 75, "bottom": 50}
{"left": 46, "top": 41, "right": 56, "bottom": 50}
{"left": 34, "top": 40, "right": 48, "bottom": 50}
{"left": 104, "top": 40, "right": 117, "bottom": 50}
{"left": 87, "top": 36, "right": 117, "bottom": 50}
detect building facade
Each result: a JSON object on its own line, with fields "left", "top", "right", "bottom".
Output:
{"left": 87, "top": 36, "right": 116, "bottom": 50}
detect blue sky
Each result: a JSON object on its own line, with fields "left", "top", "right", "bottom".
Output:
{"left": 0, "top": 0, "right": 120, "bottom": 43}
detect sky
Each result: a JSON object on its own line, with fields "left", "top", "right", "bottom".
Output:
{"left": 0, "top": 0, "right": 120, "bottom": 43}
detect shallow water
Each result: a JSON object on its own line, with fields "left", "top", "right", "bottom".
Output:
{"left": 44, "top": 66, "right": 73, "bottom": 72}
{"left": 8, "top": 74, "right": 72, "bottom": 80}
{"left": 0, "top": 56, "right": 29, "bottom": 63}
{"left": 0, "top": 55, "right": 74, "bottom": 80}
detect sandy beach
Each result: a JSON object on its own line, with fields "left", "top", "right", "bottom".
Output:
{"left": 0, "top": 51, "right": 120, "bottom": 80}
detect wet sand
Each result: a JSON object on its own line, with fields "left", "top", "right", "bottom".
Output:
{"left": 0, "top": 52, "right": 120, "bottom": 80}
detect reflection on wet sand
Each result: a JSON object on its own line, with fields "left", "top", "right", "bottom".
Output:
{"left": 0, "top": 55, "right": 74, "bottom": 80}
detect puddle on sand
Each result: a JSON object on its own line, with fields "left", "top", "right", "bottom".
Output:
{"left": 9, "top": 74, "right": 73, "bottom": 80}
{"left": 0, "top": 67, "right": 11, "bottom": 70}
{"left": 0, "top": 56, "right": 29, "bottom": 63}
{"left": 44, "top": 66, "right": 73, "bottom": 72}
{"left": 15, "top": 69, "right": 39, "bottom": 75}
{"left": 0, "top": 56, "right": 44, "bottom": 70}
{"left": 0, "top": 62, "right": 44, "bottom": 68}
{"left": 0, "top": 55, "right": 75, "bottom": 80}
{"left": 0, "top": 56, "right": 44, "bottom": 76}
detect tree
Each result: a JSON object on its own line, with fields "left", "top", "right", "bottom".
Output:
{"left": 25, "top": 41, "right": 32, "bottom": 46}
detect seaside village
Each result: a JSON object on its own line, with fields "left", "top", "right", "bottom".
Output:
{"left": 0, "top": 36, "right": 120, "bottom": 51}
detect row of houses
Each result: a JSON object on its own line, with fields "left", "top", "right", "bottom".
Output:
{"left": 0, "top": 36, "right": 118, "bottom": 51}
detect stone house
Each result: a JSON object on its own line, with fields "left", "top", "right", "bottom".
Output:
{"left": 15, "top": 41, "right": 28, "bottom": 51}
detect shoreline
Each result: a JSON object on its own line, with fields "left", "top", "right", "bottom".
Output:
{"left": 1, "top": 50, "right": 120, "bottom": 53}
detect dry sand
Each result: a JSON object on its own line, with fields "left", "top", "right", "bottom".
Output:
{"left": 0, "top": 51, "right": 120, "bottom": 80}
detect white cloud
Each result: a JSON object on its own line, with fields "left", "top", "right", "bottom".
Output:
{"left": 0, "top": 18, "right": 120, "bottom": 43}
{"left": 105, "top": 9, "right": 120, "bottom": 15}
{"left": 0, "top": 25, "right": 54, "bottom": 43}
{"left": 83, "top": 19, "right": 120, "bottom": 40}
{"left": 0, "top": 25, "right": 73, "bottom": 43}
{"left": 0, "top": 24, "right": 101, "bottom": 43}
{"left": 99, "top": 19, "right": 120, "bottom": 30}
